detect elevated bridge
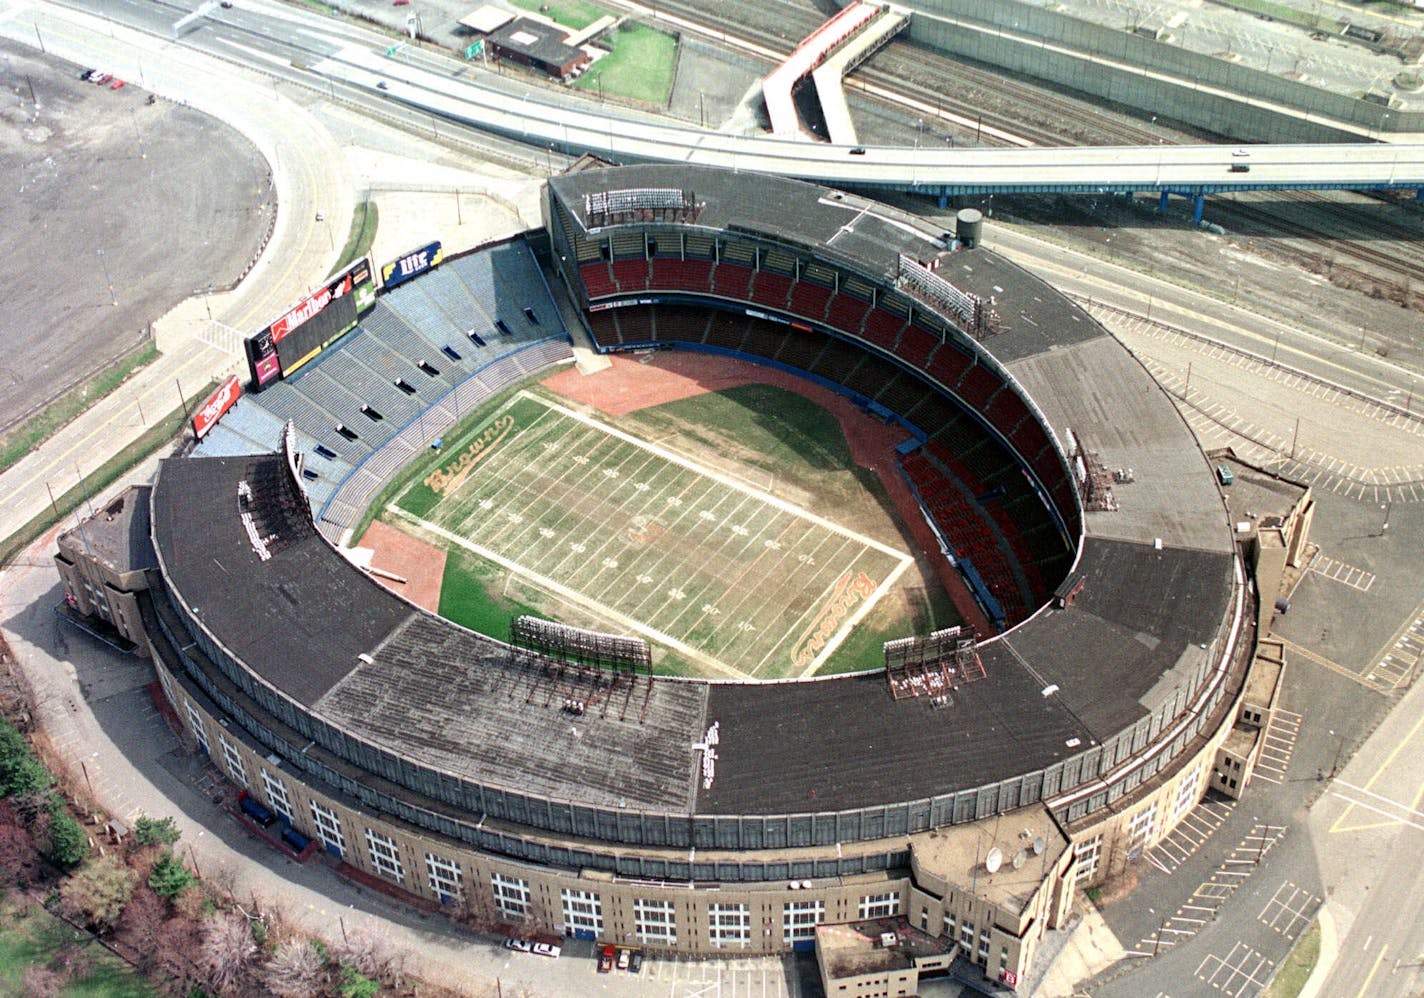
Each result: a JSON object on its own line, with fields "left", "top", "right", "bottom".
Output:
{"left": 319, "top": 47, "right": 1424, "bottom": 214}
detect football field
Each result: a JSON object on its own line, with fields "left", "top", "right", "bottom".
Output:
{"left": 390, "top": 392, "right": 913, "bottom": 678}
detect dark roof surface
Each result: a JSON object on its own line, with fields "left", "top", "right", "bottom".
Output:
{"left": 150, "top": 456, "right": 412, "bottom": 706}
{"left": 490, "top": 18, "right": 585, "bottom": 67}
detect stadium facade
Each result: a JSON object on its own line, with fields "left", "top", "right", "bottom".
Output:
{"left": 54, "top": 164, "right": 1272, "bottom": 990}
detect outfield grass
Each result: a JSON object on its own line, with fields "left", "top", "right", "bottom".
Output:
{"left": 438, "top": 547, "right": 539, "bottom": 639}
{"left": 0, "top": 899, "right": 150, "bottom": 997}
{"left": 507, "top": 0, "right": 607, "bottom": 30}
{"left": 0, "top": 340, "right": 159, "bottom": 476}
{"left": 574, "top": 23, "right": 677, "bottom": 105}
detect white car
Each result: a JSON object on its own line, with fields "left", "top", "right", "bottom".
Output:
{"left": 531, "top": 942, "right": 561, "bottom": 958}
{"left": 502, "top": 937, "right": 533, "bottom": 953}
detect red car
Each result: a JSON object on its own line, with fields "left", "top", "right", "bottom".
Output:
{"left": 597, "top": 944, "right": 614, "bottom": 973}
{"left": 109, "top": 79, "right": 125, "bottom": 90}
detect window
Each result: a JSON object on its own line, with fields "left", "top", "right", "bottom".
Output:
{"left": 708, "top": 902, "right": 750, "bottom": 948}
{"left": 959, "top": 920, "right": 974, "bottom": 953}
{"left": 425, "top": 853, "right": 463, "bottom": 902}
{"left": 1173, "top": 762, "right": 1204, "bottom": 822}
{"left": 365, "top": 828, "right": 404, "bottom": 884}
{"left": 1074, "top": 835, "right": 1102, "bottom": 884}
{"left": 309, "top": 800, "right": 345, "bottom": 855}
{"left": 217, "top": 733, "right": 247, "bottom": 788}
{"left": 1000, "top": 947, "right": 1009, "bottom": 973}
{"left": 943, "top": 914, "right": 957, "bottom": 939}
{"left": 493, "top": 873, "right": 532, "bottom": 919}
{"left": 858, "top": 891, "right": 900, "bottom": 919}
{"left": 633, "top": 898, "right": 677, "bottom": 945}
{"left": 560, "top": 889, "right": 602, "bottom": 935}
{"left": 261, "top": 770, "right": 292, "bottom": 824}
{"left": 782, "top": 900, "right": 825, "bottom": 943}
{"left": 978, "top": 928, "right": 990, "bottom": 961}
{"left": 1128, "top": 801, "right": 1159, "bottom": 849}
{"left": 184, "top": 700, "right": 209, "bottom": 755}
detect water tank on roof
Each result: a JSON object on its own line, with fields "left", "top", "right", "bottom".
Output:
{"left": 956, "top": 208, "right": 983, "bottom": 249}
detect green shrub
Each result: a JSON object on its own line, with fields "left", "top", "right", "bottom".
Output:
{"left": 147, "top": 850, "right": 198, "bottom": 900}
{"left": 45, "top": 800, "right": 88, "bottom": 868}
{"left": 338, "top": 964, "right": 380, "bottom": 998}
{"left": 133, "top": 815, "right": 182, "bottom": 847}
{"left": 0, "top": 718, "right": 52, "bottom": 799}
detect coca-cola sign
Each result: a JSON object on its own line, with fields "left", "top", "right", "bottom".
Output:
{"left": 192, "top": 375, "right": 243, "bottom": 439}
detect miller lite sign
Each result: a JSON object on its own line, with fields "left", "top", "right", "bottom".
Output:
{"left": 192, "top": 374, "right": 243, "bottom": 440}
{"left": 380, "top": 240, "right": 443, "bottom": 291}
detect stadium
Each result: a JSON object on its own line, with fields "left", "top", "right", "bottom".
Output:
{"left": 58, "top": 163, "right": 1259, "bottom": 991}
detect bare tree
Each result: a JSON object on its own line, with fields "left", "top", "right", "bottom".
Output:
{"left": 113, "top": 885, "right": 166, "bottom": 972}
{"left": 152, "top": 912, "right": 204, "bottom": 996}
{"left": 333, "top": 923, "right": 394, "bottom": 982}
{"left": 261, "top": 938, "right": 328, "bottom": 998}
{"left": 201, "top": 910, "right": 257, "bottom": 996}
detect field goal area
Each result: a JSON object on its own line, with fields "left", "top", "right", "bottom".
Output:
{"left": 388, "top": 391, "right": 913, "bottom": 679}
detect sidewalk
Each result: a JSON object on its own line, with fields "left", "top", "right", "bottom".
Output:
{"left": 0, "top": 0, "right": 354, "bottom": 543}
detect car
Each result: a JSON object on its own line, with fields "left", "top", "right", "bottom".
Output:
{"left": 597, "top": 945, "right": 614, "bottom": 973}
{"left": 616, "top": 948, "right": 630, "bottom": 971}
{"left": 376, "top": 80, "right": 389, "bottom": 90}
{"left": 91, "top": 72, "right": 111, "bottom": 85}
{"left": 531, "top": 942, "right": 560, "bottom": 958}
{"left": 629, "top": 950, "right": 643, "bottom": 973}
{"left": 849, "top": 146, "right": 866, "bottom": 155}
{"left": 1215, "top": 465, "right": 1234, "bottom": 487}
{"left": 79, "top": 68, "right": 95, "bottom": 81}
{"left": 502, "top": 937, "right": 533, "bottom": 952}
{"left": 109, "top": 79, "right": 125, "bottom": 90}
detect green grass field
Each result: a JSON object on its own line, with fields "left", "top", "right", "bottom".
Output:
{"left": 574, "top": 23, "right": 678, "bottom": 106}
{"left": 389, "top": 390, "right": 916, "bottom": 678}
{"left": 507, "top": 0, "right": 608, "bottom": 30}
{"left": 0, "top": 899, "right": 150, "bottom": 997}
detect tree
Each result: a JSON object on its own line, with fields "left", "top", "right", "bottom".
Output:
{"left": 114, "top": 885, "right": 167, "bottom": 973}
{"left": 148, "top": 849, "right": 198, "bottom": 900}
{"left": 18, "top": 964, "right": 66, "bottom": 998}
{"left": 61, "top": 854, "right": 137, "bottom": 932}
{"left": 201, "top": 910, "right": 256, "bottom": 995}
{"left": 0, "top": 719, "right": 51, "bottom": 799}
{"left": 334, "top": 924, "right": 394, "bottom": 982}
{"left": 0, "top": 800, "right": 40, "bottom": 891}
{"left": 133, "top": 815, "right": 182, "bottom": 847}
{"left": 43, "top": 799, "right": 88, "bottom": 868}
{"left": 152, "top": 913, "right": 204, "bottom": 996}
{"left": 262, "top": 939, "right": 327, "bottom": 998}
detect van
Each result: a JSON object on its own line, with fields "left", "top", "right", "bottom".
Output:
{"left": 1216, "top": 465, "right": 1234, "bottom": 486}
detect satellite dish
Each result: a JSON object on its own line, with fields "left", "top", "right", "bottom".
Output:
{"left": 1013, "top": 850, "right": 1027, "bottom": 870}
{"left": 985, "top": 846, "right": 1003, "bottom": 874}
{"left": 1032, "top": 836, "right": 1046, "bottom": 856}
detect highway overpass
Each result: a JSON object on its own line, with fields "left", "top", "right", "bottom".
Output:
{"left": 320, "top": 46, "right": 1424, "bottom": 217}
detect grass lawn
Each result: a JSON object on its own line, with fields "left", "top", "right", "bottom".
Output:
{"left": 0, "top": 340, "right": 158, "bottom": 476}
{"left": 331, "top": 200, "right": 378, "bottom": 278}
{"left": 437, "top": 547, "right": 538, "bottom": 638}
{"left": 0, "top": 898, "right": 151, "bottom": 997}
{"left": 507, "top": 0, "right": 608, "bottom": 30}
{"left": 1264, "top": 921, "right": 1320, "bottom": 998}
{"left": 574, "top": 23, "right": 677, "bottom": 105}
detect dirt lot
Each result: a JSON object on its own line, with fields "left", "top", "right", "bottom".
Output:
{"left": 0, "top": 40, "right": 270, "bottom": 431}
